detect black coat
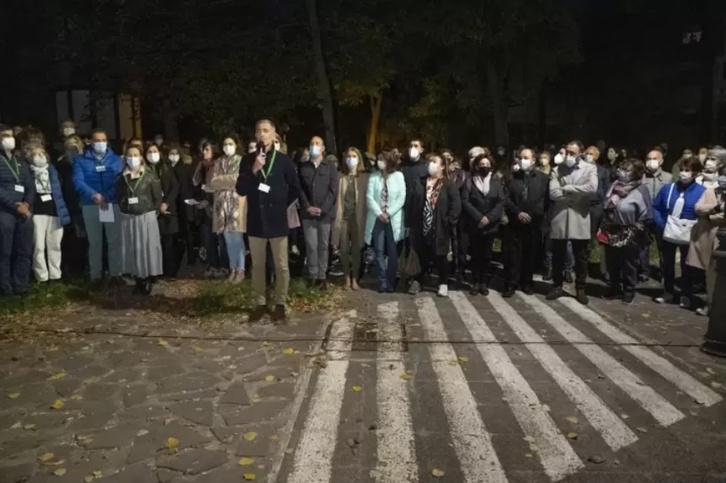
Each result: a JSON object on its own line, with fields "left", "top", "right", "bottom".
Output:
{"left": 461, "top": 176, "right": 505, "bottom": 237}
{"left": 408, "top": 176, "right": 461, "bottom": 257}
{"left": 173, "top": 161, "right": 197, "bottom": 232}
{"left": 402, "top": 161, "right": 429, "bottom": 228}
{"left": 153, "top": 163, "right": 180, "bottom": 235}
{"left": 54, "top": 157, "right": 81, "bottom": 216}
{"left": 298, "top": 159, "right": 339, "bottom": 222}
{"left": 236, "top": 150, "right": 300, "bottom": 239}
{"left": 504, "top": 169, "right": 549, "bottom": 229}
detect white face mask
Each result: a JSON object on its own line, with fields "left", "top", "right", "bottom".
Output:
{"left": 617, "top": 170, "right": 631, "bottom": 183}
{"left": 93, "top": 142, "right": 107, "bottom": 155}
{"left": 540, "top": 157, "right": 550, "bottom": 166}
{"left": 705, "top": 160, "right": 718, "bottom": 172}
{"left": 169, "top": 154, "right": 180, "bottom": 165}
{"left": 409, "top": 147, "right": 420, "bottom": 160}
{"left": 554, "top": 153, "right": 564, "bottom": 165}
{"left": 377, "top": 160, "right": 386, "bottom": 171}
{"left": 127, "top": 156, "right": 141, "bottom": 170}
{"left": 646, "top": 160, "right": 660, "bottom": 172}
{"left": 63, "top": 127, "right": 76, "bottom": 137}
{"left": 698, "top": 153, "right": 707, "bottom": 162}
{"left": 607, "top": 151, "right": 617, "bottom": 161}
{"left": 223, "top": 145, "right": 236, "bottom": 157}
{"left": 565, "top": 155, "right": 577, "bottom": 168}
{"left": 585, "top": 154, "right": 595, "bottom": 164}
{"left": 346, "top": 157, "right": 359, "bottom": 171}
{"left": 680, "top": 170, "right": 693, "bottom": 182}
{"left": 520, "top": 158, "right": 532, "bottom": 171}
{"left": 427, "top": 162, "right": 440, "bottom": 176}
{"left": 310, "top": 145, "right": 322, "bottom": 158}
{"left": 147, "top": 152, "right": 160, "bottom": 164}
{"left": 32, "top": 154, "right": 48, "bottom": 168}
{"left": 1, "top": 137, "right": 15, "bottom": 151}
{"left": 498, "top": 149, "right": 506, "bottom": 156}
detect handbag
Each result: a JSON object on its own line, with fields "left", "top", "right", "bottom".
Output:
{"left": 662, "top": 183, "right": 696, "bottom": 245}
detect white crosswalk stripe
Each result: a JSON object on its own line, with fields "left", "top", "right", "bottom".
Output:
{"left": 281, "top": 292, "right": 720, "bottom": 483}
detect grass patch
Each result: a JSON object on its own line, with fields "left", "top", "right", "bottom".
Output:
{"left": 0, "top": 280, "right": 89, "bottom": 317}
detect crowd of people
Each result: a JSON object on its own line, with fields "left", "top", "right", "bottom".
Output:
{"left": 1, "top": 119, "right": 725, "bottom": 321}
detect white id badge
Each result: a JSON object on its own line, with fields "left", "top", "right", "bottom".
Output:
{"left": 40, "top": 194, "right": 52, "bottom": 202}
{"left": 258, "top": 183, "right": 271, "bottom": 193}
{"left": 95, "top": 165, "right": 106, "bottom": 173}
{"left": 128, "top": 197, "right": 139, "bottom": 205}
{"left": 14, "top": 184, "right": 24, "bottom": 193}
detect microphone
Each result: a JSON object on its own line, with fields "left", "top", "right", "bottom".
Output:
{"left": 257, "top": 142, "right": 265, "bottom": 155}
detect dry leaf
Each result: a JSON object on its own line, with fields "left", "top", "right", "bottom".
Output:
{"left": 264, "top": 375, "right": 276, "bottom": 382}
{"left": 239, "top": 457, "right": 254, "bottom": 466}
{"left": 270, "top": 435, "right": 279, "bottom": 441}
{"left": 432, "top": 468, "right": 445, "bottom": 477}
{"left": 636, "top": 427, "right": 648, "bottom": 433}
{"left": 166, "top": 437, "right": 180, "bottom": 448}
{"left": 158, "top": 340, "right": 169, "bottom": 346}
{"left": 282, "top": 348, "right": 294, "bottom": 355}
{"left": 39, "top": 453, "right": 55, "bottom": 462}
{"left": 352, "top": 385, "right": 362, "bottom": 393}
{"left": 525, "top": 453, "right": 533, "bottom": 458}
{"left": 93, "top": 470, "right": 102, "bottom": 478}
{"left": 24, "top": 424, "right": 36, "bottom": 430}
{"left": 565, "top": 416, "right": 579, "bottom": 424}
{"left": 48, "top": 372, "right": 66, "bottom": 381}
{"left": 244, "top": 432, "right": 258, "bottom": 442}
{"left": 71, "top": 394, "right": 83, "bottom": 401}
{"left": 51, "top": 400, "right": 65, "bottom": 410}
{"left": 243, "top": 473, "right": 257, "bottom": 481}
{"left": 84, "top": 476, "right": 94, "bottom": 483}
{"left": 458, "top": 356, "right": 469, "bottom": 363}
{"left": 8, "top": 392, "right": 20, "bottom": 399}
{"left": 711, "top": 382, "right": 722, "bottom": 389}
{"left": 400, "top": 373, "right": 413, "bottom": 381}
{"left": 193, "top": 346, "right": 203, "bottom": 352}
{"left": 706, "top": 367, "right": 716, "bottom": 375}
{"left": 53, "top": 468, "right": 67, "bottom": 476}
{"left": 567, "top": 432, "right": 579, "bottom": 440}
{"left": 447, "top": 361, "right": 458, "bottom": 366}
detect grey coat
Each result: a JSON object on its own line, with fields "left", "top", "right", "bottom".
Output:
{"left": 549, "top": 160, "right": 598, "bottom": 240}
{"left": 641, "top": 169, "right": 673, "bottom": 202}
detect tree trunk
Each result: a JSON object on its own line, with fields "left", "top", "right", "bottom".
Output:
{"left": 305, "top": 0, "right": 338, "bottom": 153}
{"left": 486, "top": 59, "right": 509, "bottom": 148}
{"left": 161, "top": 99, "right": 179, "bottom": 142}
{"left": 367, "top": 94, "right": 383, "bottom": 154}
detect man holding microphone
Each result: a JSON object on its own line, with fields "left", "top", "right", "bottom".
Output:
{"left": 236, "top": 119, "right": 300, "bottom": 322}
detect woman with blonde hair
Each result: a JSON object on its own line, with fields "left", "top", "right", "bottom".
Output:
{"left": 332, "top": 147, "right": 369, "bottom": 290}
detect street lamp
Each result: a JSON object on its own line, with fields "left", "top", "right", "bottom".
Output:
{"left": 702, "top": 227, "right": 726, "bottom": 358}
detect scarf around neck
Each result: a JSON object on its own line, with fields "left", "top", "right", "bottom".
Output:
{"left": 30, "top": 165, "right": 51, "bottom": 194}
{"left": 606, "top": 180, "right": 638, "bottom": 210}
{"left": 473, "top": 173, "right": 492, "bottom": 195}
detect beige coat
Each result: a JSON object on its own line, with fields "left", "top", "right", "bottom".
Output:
{"left": 686, "top": 187, "right": 725, "bottom": 270}
{"left": 208, "top": 155, "right": 247, "bottom": 233}
{"left": 331, "top": 172, "right": 369, "bottom": 247}
{"left": 548, "top": 160, "right": 598, "bottom": 240}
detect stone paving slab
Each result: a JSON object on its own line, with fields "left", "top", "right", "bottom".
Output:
{"left": 0, "top": 312, "right": 328, "bottom": 483}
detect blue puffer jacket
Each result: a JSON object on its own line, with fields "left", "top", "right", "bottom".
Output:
{"left": 652, "top": 180, "right": 706, "bottom": 232}
{"left": 72, "top": 147, "right": 123, "bottom": 205}
{"left": 0, "top": 151, "right": 35, "bottom": 215}
{"left": 46, "top": 164, "right": 72, "bottom": 226}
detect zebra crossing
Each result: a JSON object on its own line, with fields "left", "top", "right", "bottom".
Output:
{"left": 279, "top": 291, "right": 723, "bottom": 483}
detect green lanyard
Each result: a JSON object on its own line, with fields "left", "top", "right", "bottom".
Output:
{"left": 260, "top": 150, "right": 277, "bottom": 181}
{"left": 1, "top": 154, "right": 19, "bottom": 182}
{"left": 125, "top": 170, "right": 146, "bottom": 195}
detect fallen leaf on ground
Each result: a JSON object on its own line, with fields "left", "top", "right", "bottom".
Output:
{"left": 567, "top": 432, "right": 579, "bottom": 440}
{"left": 525, "top": 453, "right": 533, "bottom": 458}
{"left": 706, "top": 367, "right": 716, "bottom": 375}
{"left": 243, "top": 473, "right": 256, "bottom": 480}
{"left": 285, "top": 448, "right": 293, "bottom": 455}
{"left": 71, "top": 394, "right": 83, "bottom": 401}
{"left": 400, "top": 373, "right": 413, "bottom": 381}
{"left": 264, "top": 375, "right": 276, "bottom": 382}
{"left": 447, "top": 361, "right": 458, "bottom": 366}
{"left": 23, "top": 424, "right": 36, "bottom": 430}
{"left": 458, "top": 356, "right": 469, "bottom": 363}
{"left": 38, "top": 453, "right": 55, "bottom": 462}
{"left": 158, "top": 340, "right": 169, "bottom": 346}
{"left": 239, "top": 457, "right": 254, "bottom": 466}
{"left": 51, "top": 400, "right": 65, "bottom": 410}
{"left": 352, "top": 385, "right": 362, "bottom": 392}
{"left": 636, "top": 427, "right": 648, "bottom": 433}
{"left": 8, "top": 393, "right": 20, "bottom": 399}
{"left": 523, "top": 436, "right": 536, "bottom": 443}
{"left": 53, "top": 468, "right": 67, "bottom": 476}
{"left": 244, "top": 432, "right": 258, "bottom": 441}
{"left": 165, "top": 437, "right": 180, "bottom": 448}
{"left": 282, "top": 348, "right": 294, "bottom": 355}
{"left": 432, "top": 468, "right": 445, "bottom": 477}
{"left": 93, "top": 470, "right": 102, "bottom": 478}
{"left": 192, "top": 346, "right": 203, "bottom": 352}
{"left": 711, "top": 382, "right": 722, "bottom": 389}
{"left": 48, "top": 372, "right": 66, "bottom": 381}
{"left": 565, "top": 416, "right": 579, "bottom": 424}
{"left": 84, "top": 476, "right": 94, "bottom": 483}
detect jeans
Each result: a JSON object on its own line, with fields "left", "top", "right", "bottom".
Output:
{"left": 200, "top": 219, "right": 228, "bottom": 270}
{"left": 302, "top": 219, "right": 332, "bottom": 280}
{"left": 249, "top": 236, "right": 289, "bottom": 306}
{"left": 82, "top": 204, "right": 122, "bottom": 280}
{"left": 372, "top": 219, "right": 397, "bottom": 290}
{"left": 605, "top": 243, "right": 640, "bottom": 298}
{"left": 223, "top": 232, "right": 246, "bottom": 270}
{"left": 545, "top": 235, "right": 573, "bottom": 272}
{"left": 552, "top": 239, "right": 590, "bottom": 290}
{"left": 32, "top": 215, "right": 64, "bottom": 282}
{"left": 0, "top": 211, "right": 33, "bottom": 294}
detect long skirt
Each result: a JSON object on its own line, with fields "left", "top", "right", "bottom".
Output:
{"left": 121, "top": 211, "right": 163, "bottom": 278}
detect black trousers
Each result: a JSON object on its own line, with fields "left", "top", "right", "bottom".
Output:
{"left": 605, "top": 243, "right": 640, "bottom": 297}
{"left": 451, "top": 224, "right": 467, "bottom": 279}
{"left": 0, "top": 212, "right": 33, "bottom": 295}
{"left": 504, "top": 223, "right": 541, "bottom": 287}
{"left": 60, "top": 215, "right": 88, "bottom": 279}
{"left": 470, "top": 231, "right": 496, "bottom": 284}
{"left": 161, "top": 234, "right": 179, "bottom": 278}
{"left": 660, "top": 241, "right": 694, "bottom": 296}
{"left": 552, "top": 238, "right": 590, "bottom": 290}
{"left": 417, "top": 234, "right": 449, "bottom": 285}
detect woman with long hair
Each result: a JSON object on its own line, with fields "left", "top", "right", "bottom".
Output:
{"left": 146, "top": 143, "right": 180, "bottom": 278}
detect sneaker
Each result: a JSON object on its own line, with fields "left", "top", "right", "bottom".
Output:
{"left": 408, "top": 280, "right": 421, "bottom": 295}
{"left": 203, "top": 267, "right": 215, "bottom": 278}
{"left": 655, "top": 292, "right": 674, "bottom": 304}
{"left": 437, "top": 284, "right": 449, "bottom": 298}
{"left": 502, "top": 287, "right": 516, "bottom": 298}
{"left": 479, "top": 283, "right": 490, "bottom": 296}
{"left": 576, "top": 289, "right": 589, "bottom": 305}
{"left": 249, "top": 305, "right": 268, "bottom": 322}
{"left": 546, "top": 287, "right": 564, "bottom": 301}
{"left": 470, "top": 284, "right": 480, "bottom": 296}
{"left": 679, "top": 296, "right": 692, "bottom": 309}
{"left": 271, "top": 304, "right": 287, "bottom": 322}
{"left": 622, "top": 293, "right": 635, "bottom": 305}
{"left": 696, "top": 307, "right": 709, "bottom": 317}
{"left": 564, "top": 272, "right": 574, "bottom": 284}
{"left": 227, "top": 269, "right": 237, "bottom": 283}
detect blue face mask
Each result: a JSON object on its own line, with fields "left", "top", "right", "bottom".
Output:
{"left": 310, "top": 145, "right": 322, "bottom": 158}
{"left": 93, "top": 142, "right": 107, "bottom": 155}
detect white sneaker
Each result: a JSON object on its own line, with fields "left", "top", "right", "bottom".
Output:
{"left": 679, "top": 296, "right": 691, "bottom": 309}
{"left": 696, "top": 307, "right": 709, "bottom": 317}
{"left": 437, "top": 284, "right": 449, "bottom": 298}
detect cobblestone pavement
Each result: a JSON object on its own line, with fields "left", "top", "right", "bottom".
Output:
{"left": 0, "top": 309, "right": 329, "bottom": 483}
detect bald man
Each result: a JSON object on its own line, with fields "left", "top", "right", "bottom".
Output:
{"left": 298, "top": 135, "right": 339, "bottom": 288}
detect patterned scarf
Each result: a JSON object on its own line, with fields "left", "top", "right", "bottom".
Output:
{"left": 606, "top": 180, "right": 638, "bottom": 210}
{"left": 30, "top": 165, "right": 51, "bottom": 194}
{"left": 423, "top": 178, "right": 443, "bottom": 236}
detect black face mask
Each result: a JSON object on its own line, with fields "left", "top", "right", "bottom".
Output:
{"left": 478, "top": 166, "right": 491, "bottom": 176}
